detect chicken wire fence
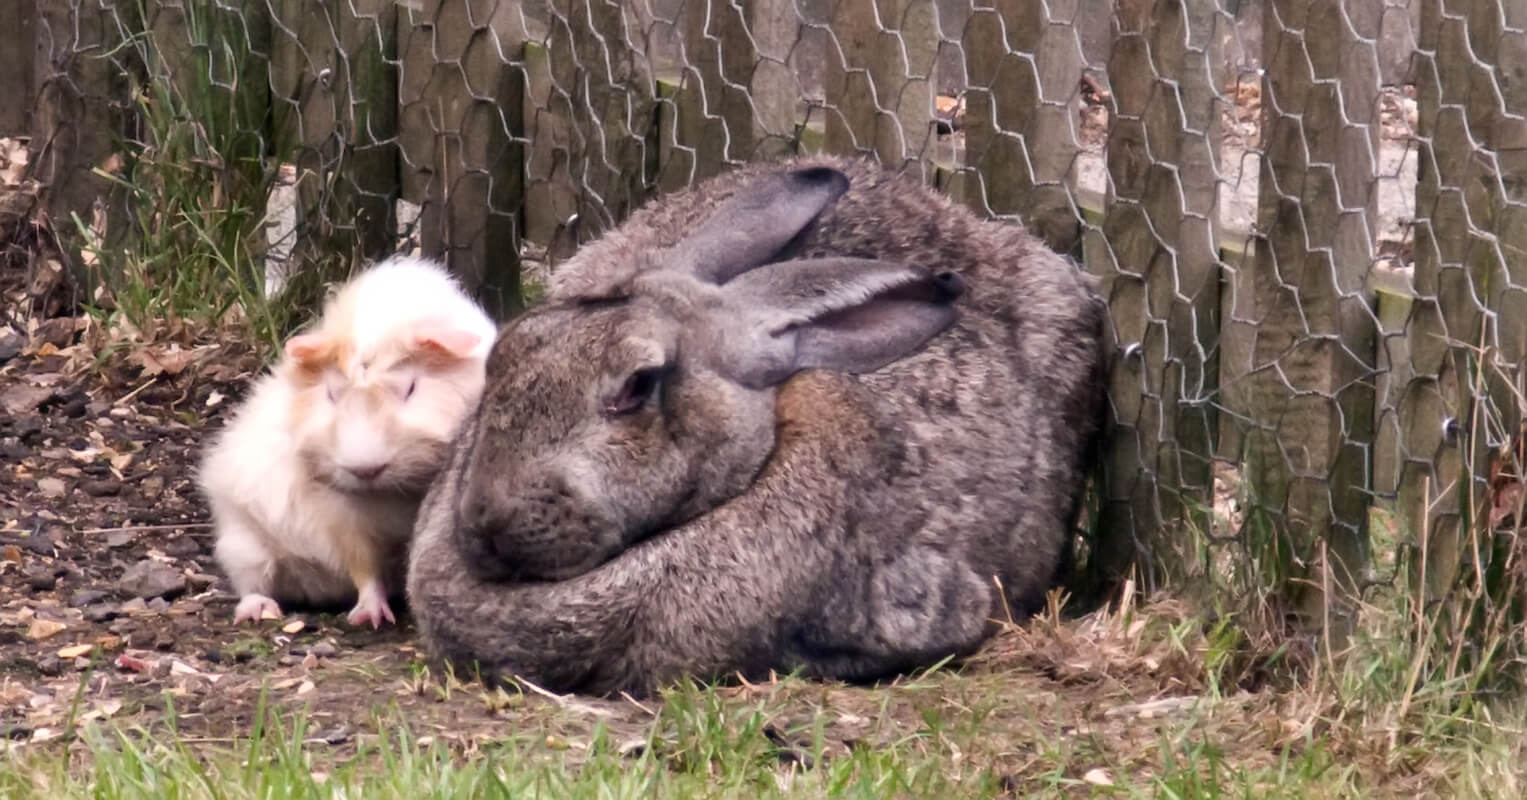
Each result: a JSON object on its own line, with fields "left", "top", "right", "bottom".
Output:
{"left": 8, "top": 0, "right": 1527, "bottom": 643}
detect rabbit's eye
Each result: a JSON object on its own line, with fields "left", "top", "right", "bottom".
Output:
{"left": 325, "top": 385, "right": 337, "bottom": 403}
{"left": 605, "top": 367, "right": 664, "bottom": 416}
{"left": 403, "top": 378, "right": 417, "bottom": 400}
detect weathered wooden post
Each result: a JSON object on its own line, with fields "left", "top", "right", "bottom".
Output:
{"left": 961, "top": 0, "right": 1084, "bottom": 252}
{"left": 1090, "top": 0, "right": 1225, "bottom": 589}
{"left": 1222, "top": 0, "right": 1382, "bottom": 636}
{"left": 397, "top": 0, "right": 525, "bottom": 317}
{"left": 824, "top": 0, "right": 937, "bottom": 179}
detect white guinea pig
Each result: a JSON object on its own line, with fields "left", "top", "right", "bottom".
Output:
{"left": 198, "top": 255, "right": 498, "bottom": 627}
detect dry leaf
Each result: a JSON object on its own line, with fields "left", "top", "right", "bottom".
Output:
{"left": 130, "top": 343, "right": 200, "bottom": 378}
{"left": 26, "top": 619, "right": 68, "bottom": 641}
{"left": 1083, "top": 768, "right": 1114, "bottom": 786}
{"left": 55, "top": 644, "right": 94, "bottom": 659}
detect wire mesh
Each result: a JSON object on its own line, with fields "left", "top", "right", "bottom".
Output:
{"left": 9, "top": 0, "right": 1527, "bottom": 641}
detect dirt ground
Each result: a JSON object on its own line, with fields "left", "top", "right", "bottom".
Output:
{"left": 0, "top": 314, "right": 1360, "bottom": 792}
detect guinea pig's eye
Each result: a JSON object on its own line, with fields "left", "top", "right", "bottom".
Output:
{"left": 604, "top": 366, "right": 666, "bottom": 417}
{"left": 403, "top": 378, "right": 417, "bottom": 401}
{"left": 325, "top": 385, "right": 337, "bottom": 403}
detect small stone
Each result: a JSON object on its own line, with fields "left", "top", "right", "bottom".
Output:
{"left": 81, "top": 479, "right": 122, "bottom": 497}
{"left": 26, "top": 571, "right": 57, "bottom": 592}
{"left": 1, "top": 545, "right": 19, "bottom": 563}
{"left": 73, "top": 657, "right": 91, "bottom": 671}
{"left": 278, "top": 655, "right": 298, "bottom": 667}
{"left": 35, "top": 657, "right": 63, "bottom": 677}
{"left": 153, "top": 635, "right": 175, "bottom": 651}
{"left": 147, "top": 597, "right": 171, "bottom": 613}
{"left": 186, "top": 573, "right": 217, "bottom": 591}
{"left": 117, "top": 559, "right": 186, "bottom": 600}
{"left": 162, "top": 537, "right": 202, "bottom": 558}
{"left": 71, "top": 589, "right": 109, "bottom": 607}
{"left": 83, "top": 604, "right": 120, "bottom": 623}
{"left": 126, "top": 631, "right": 155, "bottom": 649}
{"left": 23, "top": 532, "right": 56, "bottom": 556}
{"left": 10, "top": 415, "right": 43, "bottom": 441}
{"left": 309, "top": 641, "right": 339, "bottom": 659}
{"left": 152, "top": 660, "right": 173, "bottom": 679}
{"left": 282, "top": 619, "right": 305, "bottom": 635}
{"left": 59, "top": 395, "right": 88, "bottom": 419}
{"left": 203, "top": 649, "right": 225, "bottom": 664}
{"left": 35, "top": 478, "right": 67, "bottom": 498}
{"left": 105, "top": 532, "right": 136, "bottom": 549}
{"left": 56, "top": 644, "right": 93, "bottom": 659}
{"left": 1, "top": 724, "right": 32, "bottom": 741}
{"left": 140, "top": 476, "right": 165, "bottom": 499}
{"left": 313, "top": 726, "right": 350, "bottom": 745}
{"left": 119, "top": 598, "right": 148, "bottom": 615}
{"left": 0, "top": 328, "right": 22, "bottom": 362}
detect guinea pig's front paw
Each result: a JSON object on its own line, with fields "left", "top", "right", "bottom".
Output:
{"left": 346, "top": 580, "right": 397, "bottom": 629}
{"left": 233, "top": 593, "right": 283, "bottom": 624}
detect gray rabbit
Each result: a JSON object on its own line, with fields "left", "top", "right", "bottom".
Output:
{"left": 405, "top": 155, "right": 1107, "bottom": 696}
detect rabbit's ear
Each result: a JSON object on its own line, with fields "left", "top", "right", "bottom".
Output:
{"left": 667, "top": 167, "right": 850, "bottom": 285}
{"left": 709, "top": 257, "right": 966, "bottom": 388}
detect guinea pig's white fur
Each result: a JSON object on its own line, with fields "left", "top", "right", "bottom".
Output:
{"left": 198, "top": 255, "right": 498, "bottom": 627}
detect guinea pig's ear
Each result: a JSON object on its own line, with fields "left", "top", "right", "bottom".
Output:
{"left": 410, "top": 319, "right": 486, "bottom": 364}
{"left": 706, "top": 257, "right": 966, "bottom": 389}
{"left": 284, "top": 332, "right": 333, "bottom": 368}
{"left": 666, "top": 166, "right": 850, "bottom": 285}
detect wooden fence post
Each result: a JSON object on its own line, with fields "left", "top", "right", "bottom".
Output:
{"left": 541, "top": 0, "right": 657, "bottom": 244}
{"left": 1090, "top": 0, "right": 1224, "bottom": 589}
{"left": 1400, "top": 0, "right": 1527, "bottom": 607}
{"left": 1, "top": 0, "right": 37, "bottom": 136}
{"left": 397, "top": 0, "right": 524, "bottom": 318}
{"left": 28, "top": 0, "right": 130, "bottom": 297}
{"left": 961, "top": 0, "right": 1084, "bottom": 253}
{"left": 824, "top": 0, "right": 937, "bottom": 177}
{"left": 522, "top": 40, "right": 581, "bottom": 258}
{"left": 1222, "top": 0, "right": 1381, "bottom": 635}
{"left": 272, "top": 0, "right": 399, "bottom": 281}
{"left": 668, "top": 0, "right": 799, "bottom": 185}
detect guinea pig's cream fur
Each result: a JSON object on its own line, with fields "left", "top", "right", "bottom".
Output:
{"left": 199, "top": 255, "right": 497, "bottom": 627}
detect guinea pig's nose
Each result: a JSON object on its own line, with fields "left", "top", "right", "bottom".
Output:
{"left": 346, "top": 462, "right": 388, "bottom": 481}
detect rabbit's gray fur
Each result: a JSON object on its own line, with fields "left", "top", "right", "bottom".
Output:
{"left": 406, "top": 155, "right": 1106, "bottom": 696}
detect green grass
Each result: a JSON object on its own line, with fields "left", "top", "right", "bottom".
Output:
{"left": 0, "top": 690, "right": 1371, "bottom": 800}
